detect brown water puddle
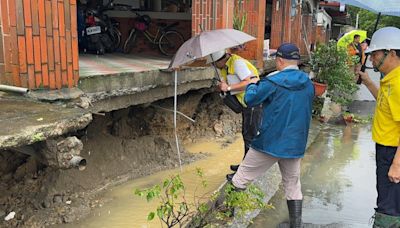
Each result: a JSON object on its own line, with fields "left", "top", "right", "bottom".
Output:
{"left": 63, "top": 136, "right": 244, "bottom": 228}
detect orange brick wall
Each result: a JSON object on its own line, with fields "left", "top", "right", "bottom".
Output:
{"left": 0, "top": 0, "right": 79, "bottom": 90}
{"left": 316, "top": 26, "right": 327, "bottom": 44}
{"left": 232, "top": 0, "right": 265, "bottom": 68}
{"left": 192, "top": 0, "right": 265, "bottom": 68}
{"left": 270, "top": 0, "right": 317, "bottom": 56}
{"left": 191, "top": 0, "right": 234, "bottom": 35}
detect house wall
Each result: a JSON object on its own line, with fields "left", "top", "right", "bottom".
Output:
{"left": 191, "top": 0, "right": 234, "bottom": 35}
{"left": 191, "top": 0, "right": 265, "bottom": 68}
{"left": 270, "top": 0, "right": 318, "bottom": 56}
{"left": 0, "top": 0, "right": 79, "bottom": 89}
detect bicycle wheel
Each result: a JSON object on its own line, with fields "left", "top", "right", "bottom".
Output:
{"left": 158, "top": 30, "right": 184, "bottom": 56}
{"left": 108, "top": 27, "right": 121, "bottom": 50}
{"left": 123, "top": 29, "right": 137, "bottom": 54}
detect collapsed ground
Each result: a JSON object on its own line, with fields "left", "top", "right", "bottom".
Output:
{"left": 0, "top": 90, "right": 243, "bottom": 227}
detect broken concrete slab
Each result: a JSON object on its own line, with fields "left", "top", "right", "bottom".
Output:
{"left": 0, "top": 95, "right": 92, "bottom": 150}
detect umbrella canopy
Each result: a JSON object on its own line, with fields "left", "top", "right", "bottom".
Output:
{"left": 337, "top": 30, "right": 367, "bottom": 48}
{"left": 169, "top": 29, "right": 256, "bottom": 69}
{"left": 329, "top": 0, "right": 400, "bottom": 17}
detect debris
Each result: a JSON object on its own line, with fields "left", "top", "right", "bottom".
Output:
{"left": 4, "top": 211, "right": 16, "bottom": 221}
{"left": 66, "top": 200, "right": 72, "bottom": 205}
{"left": 36, "top": 118, "right": 43, "bottom": 121}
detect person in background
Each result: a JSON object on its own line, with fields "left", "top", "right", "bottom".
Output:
{"left": 231, "top": 43, "right": 314, "bottom": 227}
{"left": 207, "top": 50, "right": 263, "bottom": 182}
{"left": 358, "top": 27, "right": 400, "bottom": 227}
{"left": 348, "top": 34, "right": 363, "bottom": 63}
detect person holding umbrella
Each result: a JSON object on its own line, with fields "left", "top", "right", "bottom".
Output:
{"left": 206, "top": 50, "right": 263, "bottom": 181}
{"left": 358, "top": 27, "right": 400, "bottom": 226}
{"left": 231, "top": 43, "right": 314, "bottom": 227}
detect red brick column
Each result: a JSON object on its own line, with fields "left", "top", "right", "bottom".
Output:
{"left": 191, "top": 0, "right": 264, "bottom": 68}
{"left": 0, "top": 0, "right": 79, "bottom": 90}
{"left": 192, "top": 0, "right": 234, "bottom": 35}
{"left": 271, "top": 0, "right": 292, "bottom": 49}
{"left": 235, "top": 0, "right": 265, "bottom": 68}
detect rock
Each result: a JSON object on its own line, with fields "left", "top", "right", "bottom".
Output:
{"left": 76, "top": 97, "right": 92, "bottom": 109}
{"left": 62, "top": 214, "right": 76, "bottom": 223}
{"left": 42, "top": 200, "right": 51, "bottom": 208}
{"left": 213, "top": 123, "right": 223, "bottom": 135}
{"left": 4, "top": 211, "right": 16, "bottom": 221}
{"left": 0, "top": 210, "right": 5, "bottom": 218}
{"left": 53, "top": 195, "right": 63, "bottom": 204}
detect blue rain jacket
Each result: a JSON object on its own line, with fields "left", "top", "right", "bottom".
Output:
{"left": 244, "top": 69, "right": 314, "bottom": 158}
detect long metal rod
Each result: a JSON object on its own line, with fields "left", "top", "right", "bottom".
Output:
{"left": 174, "top": 70, "right": 183, "bottom": 172}
{"left": 0, "top": 84, "right": 29, "bottom": 94}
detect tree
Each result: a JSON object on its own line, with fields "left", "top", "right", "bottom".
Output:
{"left": 347, "top": 6, "right": 400, "bottom": 36}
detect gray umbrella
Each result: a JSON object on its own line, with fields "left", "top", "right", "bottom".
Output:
{"left": 169, "top": 29, "right": 255, "bottom": 172}
{"left": 169, "top": 29, "right": 256, "bottom": 69}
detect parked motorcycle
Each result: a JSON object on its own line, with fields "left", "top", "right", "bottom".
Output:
{"left": 78, "top": 0, "right": 121, "bottom": 55}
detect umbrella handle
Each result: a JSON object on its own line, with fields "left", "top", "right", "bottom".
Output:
{"left": 356, "top": 53, "right": 369, "bottom": 84}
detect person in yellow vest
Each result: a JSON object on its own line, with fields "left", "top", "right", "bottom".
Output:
{"left": 358, "top": 27, "right": 400, "bottom": 226}
{"left": 207, "top": 50, "right": 263, "bottom": 181}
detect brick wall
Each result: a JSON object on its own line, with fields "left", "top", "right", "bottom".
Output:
{"left": 192, "top": 0, "right": 264, "bottom": 68}
{"left": 191, "top": 0, "right": 234, "bottom": 35}
{"left": 230, "top": 0, "right": 265, "bottom": 68}
{"left": 0, "top": 0, "right": 79, "bottom": 90}
{"left": 270, "top": 0, "right": 317, "bottom": 56}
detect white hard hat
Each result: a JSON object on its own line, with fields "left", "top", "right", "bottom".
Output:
{"left": 206, "top": 50, "right": 226, "bottom": 64}
{"left": 365, "top": 27, "right": 400, "bottom": 53}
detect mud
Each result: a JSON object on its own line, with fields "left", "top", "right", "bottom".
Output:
{"left": 0, "top": 91, "right": 242, "bottom": 227}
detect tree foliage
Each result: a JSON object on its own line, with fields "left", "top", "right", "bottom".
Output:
{"left": 347, "top": 6, "right": 400, "bottom": 36}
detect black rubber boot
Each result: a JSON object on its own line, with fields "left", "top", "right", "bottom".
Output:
{"left": 226, "top": 172, "right": 235, "bottom": 182}
{"left": 230, "top": 164, "right": 239, "bottom": 171}
{"left": 287, "top": 200, "right": 302, "bottom": 228}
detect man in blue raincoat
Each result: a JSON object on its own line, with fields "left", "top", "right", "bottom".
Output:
{"left": 231, "top": 43, "right": 314, "bottom": 227}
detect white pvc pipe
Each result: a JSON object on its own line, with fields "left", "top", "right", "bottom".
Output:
{"left": 0, "top": 84, "right": 28, "bottom": 94}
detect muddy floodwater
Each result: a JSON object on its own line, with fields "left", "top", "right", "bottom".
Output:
{"left": 251, "top": 125, "right": 376, "bottom": 228}
{"left": 62, "top": 136, "right": 244, "bottom": 228}
{"left": 63, "top": 124, "right": 377, "bottom": 228}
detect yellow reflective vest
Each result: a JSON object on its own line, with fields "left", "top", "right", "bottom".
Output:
{"left": 220, "top": 54, "right": 259, "bottom": 107}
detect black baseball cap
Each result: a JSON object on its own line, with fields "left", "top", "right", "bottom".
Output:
{"left": 274, "top": 43, "right": 300, "bottom": 60}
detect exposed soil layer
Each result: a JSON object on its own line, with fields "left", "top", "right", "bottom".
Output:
{"left": 0, "top": 91, "right": 242, "bottom": 227}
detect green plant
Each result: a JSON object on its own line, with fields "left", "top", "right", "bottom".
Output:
{"left": 134, "top": 168, "right": 271, "bottom": 227}
{"left": 233, "top": 0, "right": 248, "bottom": 31}
{"left": 310, "top": 40, "right": 359, "bottom": 105}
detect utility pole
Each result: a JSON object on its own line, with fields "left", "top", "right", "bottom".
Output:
{"left": 355, "top": 13, "right": 359, "bottom": 29}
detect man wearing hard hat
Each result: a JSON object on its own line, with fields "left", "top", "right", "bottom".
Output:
{"left": 207, "top": 50, "right": 262, "bottom": 182}
{"left": 358, "top": 27, "right": 400, "bottom": 226}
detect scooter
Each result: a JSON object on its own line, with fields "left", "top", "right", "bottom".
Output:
{"left": 78, "top": 0, "right": 121, "bottom": 55}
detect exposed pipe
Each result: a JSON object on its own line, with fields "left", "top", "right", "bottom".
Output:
{"left": 69, "top": 156, "right": 87, "bottom": 171}
{"left": 0, "top": 84, "right": 29, "bottom": 94}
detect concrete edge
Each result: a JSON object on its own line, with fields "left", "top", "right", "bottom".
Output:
{"left": 0, "top": 113, "right": 93, "bottom": 150}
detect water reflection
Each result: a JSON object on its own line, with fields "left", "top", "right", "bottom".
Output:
{"left": 251, "top": 125, "right": 376, "bottom": 228}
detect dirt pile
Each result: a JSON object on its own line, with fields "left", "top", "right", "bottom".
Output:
{"left": 0, "top": 91, "right": 242, "bottom": 227}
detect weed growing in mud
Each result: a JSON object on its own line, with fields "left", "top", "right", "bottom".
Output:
{"left": 134, "top": 168, "right": 272, "bottom": 227}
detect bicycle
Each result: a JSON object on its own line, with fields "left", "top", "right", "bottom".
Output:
{"left": 123, "top": 11, "right": 185, "bottom": 56}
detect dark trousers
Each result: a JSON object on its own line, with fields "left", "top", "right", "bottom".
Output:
{"left": 376, "top": 143, "right": 400, "bottom": 216}
{"left": 241, "top": 105, "right": 263, "bottom": 159}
